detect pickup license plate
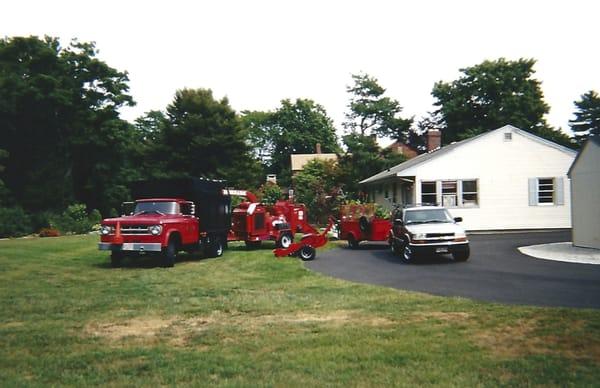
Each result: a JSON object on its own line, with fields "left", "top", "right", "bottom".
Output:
{"left": 435, "top": 247, "right": 449, "bottom": 253}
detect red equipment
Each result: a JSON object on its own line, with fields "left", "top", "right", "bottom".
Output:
{"left": 339, "top": 203, "right": 392, "bottom": 249}
{"left": 273, "top": 218, "right": 335, "bottom": 261}
{"left": 227, "top": 190, "right": 332, "bottom": 259}
{"left": 227, "top": 191, "right": 310, "bottom": 250}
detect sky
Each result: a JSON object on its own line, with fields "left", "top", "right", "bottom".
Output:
{"left": 3, "top": 0, "right": 599, "bottom": 139}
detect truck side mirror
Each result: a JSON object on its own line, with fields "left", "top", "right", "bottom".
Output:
{"left": 454, "top": 217, "right": 463, "bottom": 223}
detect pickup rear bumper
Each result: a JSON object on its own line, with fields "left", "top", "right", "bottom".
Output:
{"left": 98, "top": 243, "right": 162, "bottom": 252}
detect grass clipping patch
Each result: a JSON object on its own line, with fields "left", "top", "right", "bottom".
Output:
{"left": 85, "top": 310, "right": 394, "bottom": 347}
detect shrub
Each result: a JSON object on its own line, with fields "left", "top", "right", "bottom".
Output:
{"left": 52, "top": 204, "right": 101, "bottom": 235}
{"left": 0, "top": 207, "right": 33, "bottom": 238}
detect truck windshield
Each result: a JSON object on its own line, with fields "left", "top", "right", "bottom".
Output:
{"left": 134, "top": 201, "right": 180, "bottom": 215}
{"left": 405, "top": 209, "right": 452, "bottom": 224}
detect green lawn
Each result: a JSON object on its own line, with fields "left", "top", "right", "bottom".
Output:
{"left": 1, "top": 235, "right": 599, "bottom": 386}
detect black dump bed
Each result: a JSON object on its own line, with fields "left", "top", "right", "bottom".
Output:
{"left": 131, "top": 178, "right": 231, "bottom": 234}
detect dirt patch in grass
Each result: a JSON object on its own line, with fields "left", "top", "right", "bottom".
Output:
{"left": 85, "top": 310, "right": 394, "bottom": 347}
{"left": 474, "top": 318, "right": 600, "bottom": 363}
{"left": 409, "top": 311, "right": 473, "bottom": 324}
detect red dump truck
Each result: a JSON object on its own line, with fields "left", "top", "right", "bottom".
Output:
{"left": 99, "top": 178, "right": 231, "bottom": 267}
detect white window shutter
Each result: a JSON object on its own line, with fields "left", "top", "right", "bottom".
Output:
{"left": 555, "top": 177, "right": 564, "bottom": 205}
{"left": 528, "top": 178, "right": 537, "bottom": 206}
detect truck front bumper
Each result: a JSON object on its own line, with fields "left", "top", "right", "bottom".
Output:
{"left": 98, "top": 243, "right": 162, "bottom": 252}
{"left": 409, "top": 242, "right": 469, "bottom": 256}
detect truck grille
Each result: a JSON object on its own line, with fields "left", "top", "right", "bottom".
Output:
{"left": 121, "top": 225, "right": 150, "bottom": 235}
{"left": 426, "top": 233, "right": 454, "bottom": 238}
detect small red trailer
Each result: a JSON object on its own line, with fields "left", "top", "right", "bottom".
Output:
{"left": 339, "top": 203, "right": 392, "bottom": 249}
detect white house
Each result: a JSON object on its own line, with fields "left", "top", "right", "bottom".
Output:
{"left": 360, "top": 125, "right": 577, "bottom": 231}
{"left": 568, "top": 137, "right": 600, "bottom": 249}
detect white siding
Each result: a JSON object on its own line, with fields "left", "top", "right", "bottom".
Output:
{"left": 385, "top": 127, "right": 576, "bottom": 230}
{"left": 570, "top": 141, "right": 600, "bottom": 249}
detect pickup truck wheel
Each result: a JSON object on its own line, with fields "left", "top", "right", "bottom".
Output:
{"left": 453, "top": 247, "right": 470, "bottom": 262}
{"left": 347, "top": 234, "right": 359, "bottom": 249}
{"left": 207, "top": 237, "right": 224, "bottom": 258}
{"left": 110, "top": 251, "right": 123, "bottom": 268}
{"left": 276, "top": 233, "right": 293, "bottom": 249}
{"left": 298, "top": 245, "right": 316, "bottom": 261}
{"left": 163, "top": 239, "right": 177, "bottom": 267}
{"left": 401, "top": 243, "right": 414, "bottom": 263}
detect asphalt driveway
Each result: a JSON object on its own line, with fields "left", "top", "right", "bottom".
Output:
{"left": 306, "top": 231, "right": 600, "bottom": 309}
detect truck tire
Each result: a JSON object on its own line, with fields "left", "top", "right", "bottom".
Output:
{"left": 276, "top": 232, "right": 293, "bottom": 249}
{"left": 298, "top": 245, "right": 316, "bottom": 261}
{"left": 207, "top": 236, "right": 224, "bottom": 258}
{"left": 111, "top": 251, "right": 123, "bottom": 268}
{"left": 453, "top": 246, "right": 470, "bottom": 262}
{"left": 163, "top": 238, "right": 177, "bottom": 267}
{"left": 390, "top": 238, "right": 402, "bottom": 256}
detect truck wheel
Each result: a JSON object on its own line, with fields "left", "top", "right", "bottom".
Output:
{"left": 276, "top": 233, "right": 293, "bottom": 249}
{"left": 453, "top": 246, "right": 470, "bottom": 262}
{"left": 347, "top": 234, "right": 359, "bottom": 249}
{"left": 111, "top": 251, "right": 123, "bottom": 268}
{"left": 163, "top": 238, "right": 177, "bottom": 267}
{"left": 401, "top": 243, "right": 414, "bottom": 263}
{"left": 298, "top": 245, "right": 316, "bottom": 261}
{"left": 207, "top": 236, "right": 224, "bottom": 258}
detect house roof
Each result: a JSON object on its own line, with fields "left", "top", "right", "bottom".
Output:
{"left": 567, "top": 136, "right": 600, "bottom": 177}
{"left": 290, "top": 153, "right": 338, "bottom": 171}
{"left": 360, "top": 125, "right": 577, "bottom": 185}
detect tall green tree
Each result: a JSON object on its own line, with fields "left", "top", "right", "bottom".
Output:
{"left": 293, "top": 159, "right": 342, "bottom": 225}
{"left": 153, "top": 88, "right": 262, "bottom": 188}
{"left": 569, "top": 90, "right": 600, "bottom": 144}
{"left": 0, "top": 36, "right": 135, "bottom": 214}
{"left": 243, "top": 99, "right": 340, "bottom": 186}
{"left": 431, "top": 58, "right": 573, "bottom": 147}
{"left": 344, "top": 73, "right": 413, "bottom": 141}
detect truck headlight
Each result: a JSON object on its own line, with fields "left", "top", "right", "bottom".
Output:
{"left": 411, "top": 233, "right": 426, "bottom": 240}
{"left": 100, "top": 225, "right": 113, "bottom": 235}
{"left": 149, "top": 225, "right": 162, "bottom": 236}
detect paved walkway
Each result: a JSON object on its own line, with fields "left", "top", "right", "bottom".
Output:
{"left": 519, "top": 242, "right": 600, "bottom": 265}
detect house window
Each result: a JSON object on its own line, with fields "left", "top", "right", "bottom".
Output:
{"left": 537, "top": 178, "right": 554, "bottom": 204}
{"left": 442, "top": 181, "right": 457, "bottom": 207}
{"left": 461, "top": 180, "right": 478, "bottom": 207}
{"left": 421, "top": 181, "right": 436, "bottom": 205}
{"left": 421, "top": 179, "right": 479, "bottom": 208}
{"left": 528, "top": 177, "right": 564, "bottom": 206}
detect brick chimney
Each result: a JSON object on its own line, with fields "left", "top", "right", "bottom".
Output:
{"left": 426, "top": 130, "right": 441, "bottom": 152}
{"left": 315, "top": 143, "right": 322, "bottom": 154}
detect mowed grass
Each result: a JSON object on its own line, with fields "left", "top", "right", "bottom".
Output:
{"left": 1, "top": 235, "right": 599, "bottom": 386}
